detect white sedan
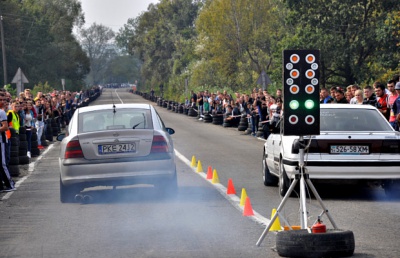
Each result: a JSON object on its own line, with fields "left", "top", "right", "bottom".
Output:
{"left": 57, "top": 103, "right": 177, "bottom": 203}
{"left": 263, "top": 104, "right": 400, "bottom": 198}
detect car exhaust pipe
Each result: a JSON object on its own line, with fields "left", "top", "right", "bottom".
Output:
{"left": 75, "top": 194, "right": 83, "bottom": 202}
{"left": 82, "top": 195, "right": 93, "bottom": 204}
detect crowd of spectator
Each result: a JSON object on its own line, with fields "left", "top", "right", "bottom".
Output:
{"left": 186, "top": 75, "right": 400, "bottom": 140}
{"left": 320, "top": 76, "right": 400, "bottom": 131}
{"left": 186, "top": 88, "right": 283, "bottom": 139}
{"left": 0, "top": 86, "right": 102, "bottom": 192}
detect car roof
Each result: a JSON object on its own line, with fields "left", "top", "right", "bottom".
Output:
{"left": 77, "top": 103, "right": 152, "bottom": 113}
{"left": 320, "top": 104, "right": 376, "bottom": 110}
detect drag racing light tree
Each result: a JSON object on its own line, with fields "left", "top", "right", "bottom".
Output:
{"left": 283, "top": 50, "right": 321, "bottom": 136}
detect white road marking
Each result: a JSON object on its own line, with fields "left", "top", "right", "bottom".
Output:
{"left": 174, "top": 149, "right": 271, "bottom": 227}
{"left": 1, "top": 144, "right": 55, "bottom": 201}
{"left": 114, "top": 89, "right": 124, "bottom": 104}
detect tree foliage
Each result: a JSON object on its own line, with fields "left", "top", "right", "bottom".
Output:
{"left": 284, "top": 0, "right": 400, "bottom": 86}
{"left": 115, "top": 0, "right": 399, "bottom": 100}
{"left": 0, "top": 0, "right": 89, "bottom": 90}
{"left": 77, "top": 23, "right": 116, "bottom": 85}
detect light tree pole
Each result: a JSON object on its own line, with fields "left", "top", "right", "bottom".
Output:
{"left": 0, "top": 8, "right": 7, "bottom": 86}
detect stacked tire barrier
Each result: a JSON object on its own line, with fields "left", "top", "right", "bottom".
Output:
{"left": 212, "top": 112, "right": 223, "bottom": 125}
{"left": 30, "top": 128, "right": 40, "bottom": 158}
{"left": 41, "top": 132, "right": 49, "bottom": 147}
{"left": 203, "top": 113, "right": 212, "bottom": 123}
{"left": 8, "top": 128, "right": 20, "bottom": 177}
{"left": 18, "top": 127, "right": 29, "bottom": 165}
{"left": 238, "top": 115, "right": 249, "bottom": 131}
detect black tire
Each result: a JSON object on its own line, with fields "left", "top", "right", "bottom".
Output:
{"left": 276, "top": 229, "right": 355, "bottom": 258}
{"left": 263, "top": 152, "right": 278, "bottom": 186}
{"left": 19, "top": 148, "right": 27, "bottom": 156}
{"left": 31, "top": 148, "right": 40, "bottom": 157}
{"left": 19, "top": 155, "right": 30, "bottom": 164}
{"left": 19, "top": 141, "right": 28, "bottom": 149}
{"left": 9, "top": 156, "right": 19, "bottom": 165}
{"left": 10, "top": 137, "right": 19, "bottom": 146}
{"left": 19, "top": 127, "right": 26, "bottom": 134}
{"left": 10, "top": 150, "right": 19, "bottom": 158}
{"left": 383, "top": 180, "right": 400, "bottom": 199}
{"left": 279, "top": 159, "right": 291, "bottom": 197}
{"left": 31, "top": 140, "right": 38, "bottom": 148}
{"left": 19, "top": 134, "right": 27, "bottom": 141}
{"left": 156, "top": 172, "right": 178, "bottom": 198}
{"left": 8, "top": 165, "right": 20, "bottom": 177}
{"left": 11, "top": 145, "right": 19, "bottom": 152}
{"left": 60, "top": 177, "right": 80, "bottom": 203}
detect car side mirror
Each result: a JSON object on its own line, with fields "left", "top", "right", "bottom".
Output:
{"left": 57, "top": 133, "right": 66, "bottom": 141}
{"left": 166, "top": 128, "right": 175, "bottom": 135}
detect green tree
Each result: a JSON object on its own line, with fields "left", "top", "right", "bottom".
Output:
{"left": 0, "top": 0, "right": 89, "bottom": 89}
{"left": 284, "top": 0, "right": 400, "bottom": 86}
{"left": 194, "top": 0, "right": 283, "bottom": 91}
{"left": 78, "top": 23, "right": 116, "bottom": 85}
{"left": 116, "top": 0, "right": 201, "bottom": 93}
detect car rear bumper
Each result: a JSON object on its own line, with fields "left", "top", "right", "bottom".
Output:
{"left": 283, "top": 159, "right": 400, "bottom": 179}
{"left": 59, "top": 157, "right": 176, "bottom": 186}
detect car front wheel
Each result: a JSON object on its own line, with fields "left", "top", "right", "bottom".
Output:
{"left": 279, "top": 159, "right": 291, "bottom": 197}
{"left": 263, "top": 152, "right": 278, "bottom": 186}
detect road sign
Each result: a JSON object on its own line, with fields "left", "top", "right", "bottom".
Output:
{"left": 11, "top": 67, "right": 29, "bottom": 95}
{"left": 256, "top": 70, "right": 272, "bottom": 90}
{"left": 283, "top": 50, "right": 320, "bottom": 136}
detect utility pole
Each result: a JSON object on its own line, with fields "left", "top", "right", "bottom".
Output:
{"left": 0, "top": 8, "right": 7, "bottom": 86}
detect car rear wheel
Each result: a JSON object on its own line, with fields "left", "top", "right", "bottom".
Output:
{"left": 60, "top": 177, "right": 80, "bottom": 203}
{"left": 263, "top": 153, "right": 278, "bottom": 186}
{"left": 279, "top": 159, "right": 291, "bottom": 197}
{"left": 383, "top": 180, "right": 400, "bottom": 199}
{"left": 156, "top": 171, "right": 178, "bottom": 198}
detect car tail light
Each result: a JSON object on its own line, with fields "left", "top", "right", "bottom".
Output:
{"left": 381, "top": 140, "right": 400, "bottom": 153}
{"left": 65, "top": 140, "right": 84, "bottom": 159}
{"left": 151, "top": 135, "right": 169, "bottom": 153}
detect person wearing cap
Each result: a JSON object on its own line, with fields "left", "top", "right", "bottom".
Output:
{"left": 389, "top": 82, "right": 400, "bottom": 129}
{"left": 387, "top": 80, "right": 399, "bottom": 128}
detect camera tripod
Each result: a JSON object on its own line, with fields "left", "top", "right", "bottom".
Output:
{"left": 256, "top": 136, "right": 338, "bottom": 246}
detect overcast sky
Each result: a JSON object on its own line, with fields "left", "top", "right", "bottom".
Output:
{"left": 80, "top": 0, "right": 159, "bottom": 31}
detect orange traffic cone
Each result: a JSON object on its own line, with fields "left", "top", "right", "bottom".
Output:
{"left": 206, "top": 166, "right": 213, "bottom": 179}
{"left": 226, "top": 178, "right": 236, "bottom": 194}
{"left": 243, "top": 197, "right": 254, "bottom": 216}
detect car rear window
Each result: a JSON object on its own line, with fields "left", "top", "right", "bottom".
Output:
{"left": 320, "top": 108, "right": 394, "bottom": 132}
{"left": 78, "top": 109, "right": 153, "bottom": 133}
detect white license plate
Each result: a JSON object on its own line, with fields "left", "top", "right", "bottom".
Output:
{"left": 98, "top": 143, "right": 136, "bottom": 154}
{"left": 330, "top": 145, "right": 369, "bottom": 154}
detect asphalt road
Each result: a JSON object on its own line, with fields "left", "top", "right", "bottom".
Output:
{"left": 1, "top": 88, "right": 399, "bottom": 258}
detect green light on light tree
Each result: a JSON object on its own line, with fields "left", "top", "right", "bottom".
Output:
{"left": 305, "top": 99, "right": 315, "bottom": 109}
{"left": 289, "top": 100, "right": 299, "bottom": 110}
